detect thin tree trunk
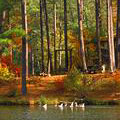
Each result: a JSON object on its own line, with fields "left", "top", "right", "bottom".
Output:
{"left": 53, "top": 3, "right": 57, "bottom": 71}
{"left": 2, "top": 10, "right": 6, "bottom": 30}
{"left": 95, "top": 0, "right": 102, "bottom": 66}
{"left": 77, "top": 0, "right": 87, "bottom": 71}
{"left": 40, "top": 0, "right": 44, "bottom": 72}
{"left": 0, "top": 11, "right": 6, "bottom": 33}
{"left": 43, "top": 0, "right": 53, "bottom": 73}
{"left": 21, "top": 0, "right": 28, "bottom": 95}
{"left": 106, "top": 0, "right": 108, "bottom": 30}
{"left": 30, "top": 47, "right": 34, "bottom": 75}
{"left": 0, "top": 47, "right": 2, "bottom": 64}
{"left": 0, "top": 13, "right": 2, "bottom": 33}
{"left": 107, "top": 0, "right": 115, "bottom": 72}
{"left": 116, "top": 0, "right": 120, "bottom": 68}
{"left": 35, "top": 12, "right": 40, "bottom": 71}
{"left": 58, "top": 0, "right": 62, "bottom": 70}
{"left": 30, "top": 48, "right": 32, "bottom": 75}
{"left": 64, "top": 0, "right": 68, "bottom": 71}
{"left": 16, "top": 49, "right": 19, "bottom": 65}
{"left": 0, "top": 11, "right": 6, "bottom": 62}
{"left": 59, "top": 22, "right": 62, "bottom": 69}
{"left": 32, "top": 48, "right": 35, "bottom": 75}
{"left": 9, "top": 46, "right": 12, "bottom": 63}
{"left": 7, "top": 11, "right": 12, "bottom": 63}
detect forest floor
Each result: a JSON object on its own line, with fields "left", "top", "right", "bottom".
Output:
{"left": 1, "top": 71, "right": 120, "bottom": 104}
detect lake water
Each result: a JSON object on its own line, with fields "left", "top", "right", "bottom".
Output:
{"left": 0, "top": 105, "right": 120, "bottom": 120}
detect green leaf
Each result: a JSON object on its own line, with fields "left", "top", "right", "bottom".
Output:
{"left": 0, "top": 38, "right": 12, "bottom": 44}
{"left": 0, "top": 27, "right": 25, "bottom": 38}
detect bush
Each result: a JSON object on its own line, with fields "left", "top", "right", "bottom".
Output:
{"left": 1, "top": 56, "right": 21, "bottom": 77}
{"left": 64, "top": 66, "right": 93, "bottom": 93}
{"left": 0, "top": 64, "right": 15, "bottom": 83}
{"left": 64, "top": 66, "right": 120, "bottom": 97}
{"left": 37, "top": 95, "right": 48, "bottom": 105}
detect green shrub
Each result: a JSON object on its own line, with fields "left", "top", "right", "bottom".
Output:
{"left": 64, "top": 66, "right": 93, "bottom": 93}
{"left": 64, "top": 66, "right": 120, "bottom": 97}
{"left": 37, "top": 95, "right": 48, "bottom": 105}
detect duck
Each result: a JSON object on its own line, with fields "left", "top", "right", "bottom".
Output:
{"left": 79, "top": 103, "right": 85, "bottom": 108}
{"left": 42, "top": 104, "right": 47, "bottom": 109}
{"left": 75, "top": 102, "right": 78, "bottom": 107}
{"left": 63, "top": 102, "right": 67, "bottom": 107}
{"left": 75, "top": 102, "right": 85, "bottom": 108}
{"left": 69, "top": 102, "right": 74, "bottom": 108}
{"left": 58, "top": 103, "right": 64, "bottom": 108}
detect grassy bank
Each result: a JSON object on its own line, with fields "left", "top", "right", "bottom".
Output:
{"left": 1, "top": 71, "right": 120, "bottom": 106}
{"left": 0, "top": 96, "right": 120, "bottom": 106}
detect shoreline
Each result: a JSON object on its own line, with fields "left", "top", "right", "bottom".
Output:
{"left": 0, "top": 97, "right": 119, "bottom": 106}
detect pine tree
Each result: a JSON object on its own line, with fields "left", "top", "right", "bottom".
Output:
{"left": 64, "top": 0, "right": 68, "bottom": 71}
{"left": 107, "top": 0, "right": 115, "bottom": 72}
{"left": 40, "top": 0, "right": 44, "bottom": 72}
{"left": 95, "top": 0, "right": 102, "bottom": 66}
{"left": 116, "top": 0, "right": 120, "bottom": 68}
{"left": 21, "top": 0, "right": 28, "bottom": 95}
{"left": 77, "top": 0, "right": 87, "bottom": 71}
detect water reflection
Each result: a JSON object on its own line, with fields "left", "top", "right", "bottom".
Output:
{"left": 42, "top": 106, "right": 47, "bottom": 111}
{"left": 0, "top": 105, "right": 120, "bottom": 120}
{"left": 70, "top": 107, "right": 74, "bottom": 112}
{"left": 59, "top": 106, "right": 64, "bottom": 111}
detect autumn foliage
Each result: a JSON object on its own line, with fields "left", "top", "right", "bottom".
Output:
{"left": 1, "top": 55, "right": 21, "bottom": 77}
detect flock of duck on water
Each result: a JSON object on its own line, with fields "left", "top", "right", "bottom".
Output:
{"left": 40, "top": 100, "right": 85, "bottom": 110}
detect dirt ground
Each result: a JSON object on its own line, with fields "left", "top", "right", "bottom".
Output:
{"left": 1, "top": 72, "right": 120, "bottom": 101}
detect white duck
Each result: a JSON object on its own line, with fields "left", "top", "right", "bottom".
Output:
{"left": 42, "top": 104, "right": 47, "bottom": 110}
{"left": 75, "top": 102, "right": 85, "bottom": 108}
{"left": 58, "top": 103, "right": 64, "bottom": 108}
{"left": 70, "top": 102, "right": 74, "bottom": 108}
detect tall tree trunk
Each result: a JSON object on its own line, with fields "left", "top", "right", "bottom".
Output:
{"left": 0, "top": 11, "right": 6, "bottom": 33}
{"left": 0, "top": 47, "right": 3, "bottom": 64}
{"left": 30, "top": 47, "right": 34, "bottom": 75}
{"left": 32, "top": 48, "right": 35, "bottom": 75}
{"left": 106, "top": 0, "right": 108, "bottom": 30}
{"left": 0, "top": 14, "right": 2, "bottom": 34}
{"left": 107, "top": 0, "right": 115, "bottom": 72}
{"left": 9, "top": 46, "right": 13, "bottom": 63}
{"left": 16, "top": 49, "right": 19, "bottom": 65}
{"left": 64, "top": 0, "right": 68, "bottom": 71}
{"left": 7, "top": 11, "right": 13, "bottom": 63}
{"left": 58, "top": 0, "right": 62, "bottom": 71}
{"left": 59, "top": 22, "right": 62, "bottom": 70}
{"left": 116, "top": 0, "right": 120, "bottom": 68}
{"left": 43, "top": 0, "right": 53, "bottom": 73}
{"left": 77, "top": 0, "right": 87, "bottom": 71}
{"left": 40, "top": 0, "right": 44, "bottom": 72}
{"left": 95, "top": 0, "right": 102, "bottom": 66}
{"left": 0, "top": 11, "right": 6, "bottom": 63}
{"left": 21, "top": 0, "right": 28, "bottom": 95}
{"left": 53, "top": 3, "right": 57, "bottom": 71}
